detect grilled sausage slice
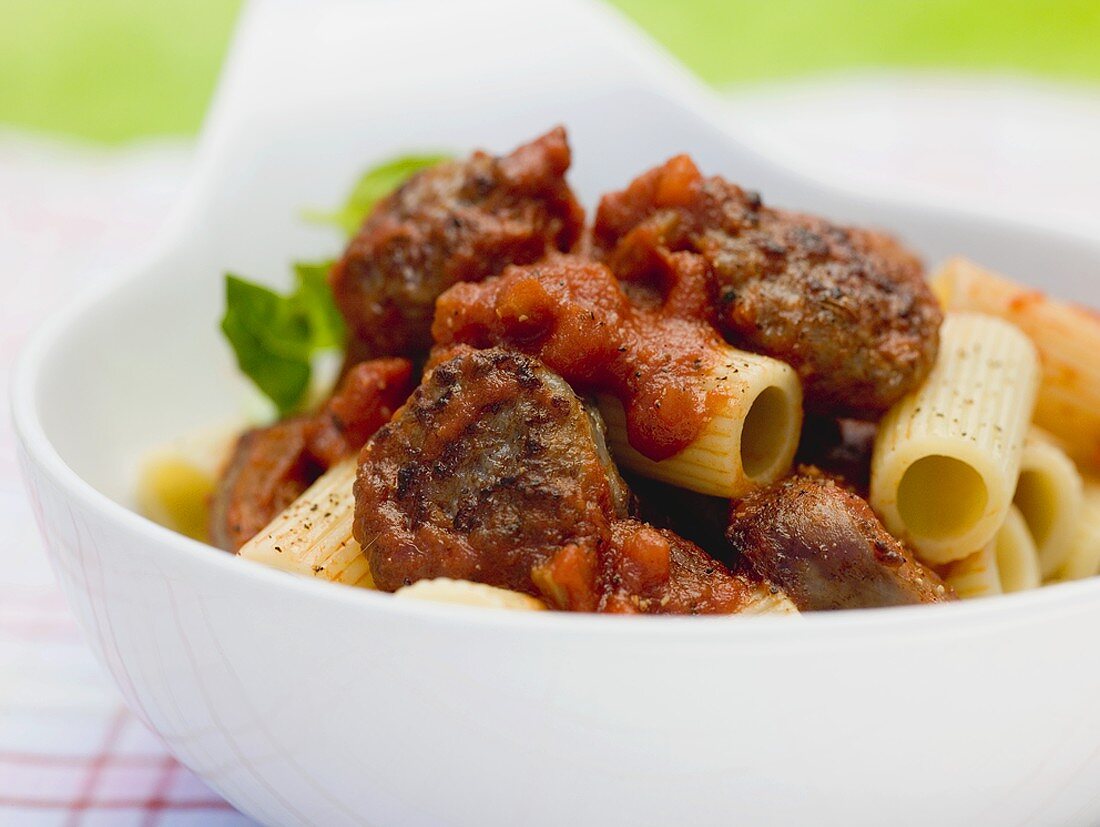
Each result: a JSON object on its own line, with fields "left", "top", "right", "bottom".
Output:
{"left": 727, "top": 472, "right": 954, "bottom": 610}
{"left": 332, "top": 128, "right": 584, "bottom": 361}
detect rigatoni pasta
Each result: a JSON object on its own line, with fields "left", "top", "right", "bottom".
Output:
{"left": 598, "top": 346, "right": 802, "bottom": 498}
{"left": 994, "top": 505, "right": 1043, "bottom": 594}
{"left": 1014, "top": 430, "right": 1083, "bottom": 579}
{"left": 395, "top": 579, "right": 547, "bottom": 610}
{"left": 943, "top": 506, "right": 1041, "bottom": 599}
{"left": 138, "top": 455, "right": 217, "bottom": 543}
{"left": 1054, "top": 478, "right": 1100, "bottom": 582}
{"left": 738, "top": 586, "right": 801, "bottom": 616}
{"left": 870, "top": 313, "right": 1040, "bottom": 564}
{"left": 933, "top": 257, "right": 1100, "bottom": 469}
{"left": 137, "top": 423, "right": 240, "bottom": 542}
{"left": 238, "top": 459, "right": 373, "bottom": 588}
{"left": 943, "top": 544, "right": 1000, "bottom": 600}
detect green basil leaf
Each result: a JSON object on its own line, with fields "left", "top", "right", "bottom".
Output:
{"left": 293, "top": 259, "right": 345, "bottom": 349}
{"left": 224, "top": 155, "right": 449, "bottom": 414}
{"left": 307, "top": 153, "right": 450, "bottom": 237}
{"left": 221, "top": 263, "right": 345, "bottom": 417}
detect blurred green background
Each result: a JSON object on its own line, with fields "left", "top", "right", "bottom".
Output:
{"left": 2, "top": 0, "right": 1099, "bottom": 145}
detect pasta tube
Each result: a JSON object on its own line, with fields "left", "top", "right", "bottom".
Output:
{"left": 943, "top": 544, "right": 1000, "bottom": 600}
{"left": 739, "top": 584, "right": 800, "bottom": 616}
{"left": 1014, "top": 430, "right": 1083, "bottom": 579}
{"left": 944, "top": 505, "right": 1041, "bottom": 599}
{"left": 237, "top": 458, "right": 374, "bottom": 588}
{"left": 395, "top": 579, "right": 547, "bottom": 610}
{"left": 137, "top": 422, "right": 240, "bottom": 542}
{"left": 933, "top": 257, "right": 1100, "bottom": 469}
{"left": 994, "top": 505, "right": 1043, "bottom": 593}
{"left": 871, "top": 313, "right": 1040, "bottom": 564}
{"left": 138, "top": 456, "right": 217, "bottom": 542}
{"left": 1054, "top": 478, "right": 1100, "bottom": 582}
{"left": 598, "top": 346, "right": 802, "bottom": 498}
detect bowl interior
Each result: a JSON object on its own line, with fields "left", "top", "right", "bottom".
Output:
{"left": 29, "top": 84, "right": 1100, "bottom": 511}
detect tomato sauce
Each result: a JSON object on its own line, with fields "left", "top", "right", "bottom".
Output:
{"left": 432, "top": 254, "right": 729, "bottom": 460}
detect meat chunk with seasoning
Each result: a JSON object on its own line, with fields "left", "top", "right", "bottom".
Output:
{"left": 354, "top": 346, "right": 772, "bottom": 613}
{"left": 726, "top": 471, "right": 954, "bottom": 610}
{"left": 330, "top": 128, "right": 585, "bottom": 361}
{"left": 601, "top": 520, "right": 759, "bottom": 614}
{"left": 593, "top": 155, "right": 943, "bottom": 417}
{"left": 209, "top": 358, "right": 414, "bottom": 551}
{"left": 355, "top": 347, "right": 629, "bottom": 599}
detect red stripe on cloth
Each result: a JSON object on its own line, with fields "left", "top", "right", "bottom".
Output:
{"left": 0, "top": 752, "right": 160, "bottom": 767}
{"left": 62, "top": 707, "right": 129, "bottom": 826}
{"left": 139, "top": 753, "right": 179, "bottom": 827}
{"left": 0, "top": 798, "right": 234, "bottom": 810}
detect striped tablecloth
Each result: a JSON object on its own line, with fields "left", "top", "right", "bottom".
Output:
{"left": 1, "top": 75, "right": 1097, "bottom": 825}
{"left": 0, "top": 133, "right": 255, "bottom": 826}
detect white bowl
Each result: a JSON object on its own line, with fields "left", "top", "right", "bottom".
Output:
{"left": 13, "top": 1, "right": 1100, "bottom": 825}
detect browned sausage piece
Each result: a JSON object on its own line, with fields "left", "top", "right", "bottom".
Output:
{"left": 331, "top": 128, "right": 585, "bottom": 361}
{"left": 600, "top": 520, "right": 759, "bottom": 614}
{"left": 209, "top": 358, "right": 414, "bottom": 551}
{"left": 726, "top": 472, "right": 954, "bottom": 611}
{"left": 593, "top": 155, "right": 943, "bottom": 417}
{"left": 354, "top": 347, "right": 627, "bottom": 601}
{"left": 354, "top": 346, "right": 767, "bottom": 614}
